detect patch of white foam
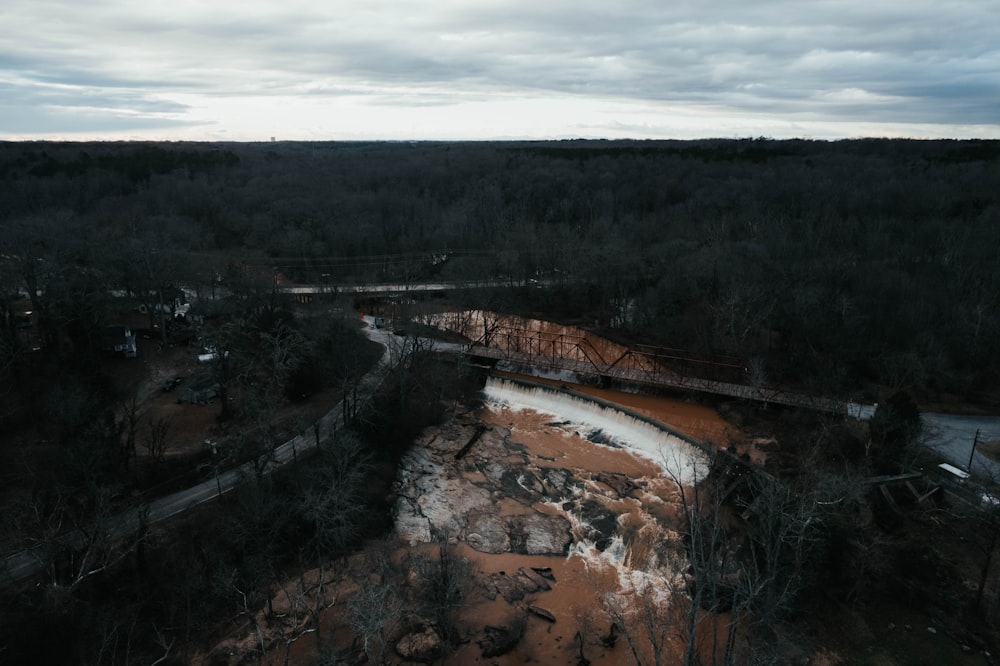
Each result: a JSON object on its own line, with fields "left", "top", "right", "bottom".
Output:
{"left": 567, "top": 533, "right": 682, "bottom": 609}
{"left": 484, "top": 376, "right": 709, "bottom": 485}
{"left": 568, "top": 535, "right": 628, "bottom": 567}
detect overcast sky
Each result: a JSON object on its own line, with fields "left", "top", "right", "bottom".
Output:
{"left": 3, "top": 1, "right": 998, "bottom": 141}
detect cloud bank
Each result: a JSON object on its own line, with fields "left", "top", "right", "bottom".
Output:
{"left": 2, "top": 1, "right": 998, "bottom": 140}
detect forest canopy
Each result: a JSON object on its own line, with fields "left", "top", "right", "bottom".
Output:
{"left": 2, "top": 138, "right": 999, "bottom": 402}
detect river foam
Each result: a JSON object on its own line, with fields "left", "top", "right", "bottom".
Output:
{"left": 482, "top": 375, "right": 710, "bottom": 486}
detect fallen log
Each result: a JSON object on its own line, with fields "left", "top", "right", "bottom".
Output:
{"left": 528, "top": 606, "right": 556, "bottom": 623}
{"left": 519, "top": 566, "right": 552, "bottom": 591}
{"left": 455, "top": 424, "right": 488, "bottom": 460}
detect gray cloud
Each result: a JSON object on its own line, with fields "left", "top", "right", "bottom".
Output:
{"left": 2, "top": 0, "right": 997, "bottom": 137}
{"left": 0, "top": 94, "right": 198, "bottom": 134}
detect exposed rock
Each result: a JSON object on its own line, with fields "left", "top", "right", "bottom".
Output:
{"left": 486, "top": 565, "right": 557, "bottom": 605}
{"left": 415, "top": 475, "right": 494, "bottom": 535}
{"left": 543, "top": 468, "right": 572, "bottom": 496}
{"left": 478, "top": 623, "right": 524, "bottom": 658}
{"left": 395, "top": 625, "right": 443, "bottom": 662}
{"left": 578, "top": 499, "right": 620, "bottom": 551}
{"left": 454, "top": 423, "right": 488, "bottom": 460}
{"left": 508, "top": 516, "right": 529, "bottom": 553}
{"left": 512, "top": 569, "right": 541, "bottom": 593}
{"left": 528, "top": 606, "right": 556, "bottom": 623}
{"left": 489, "top": 572, "right": 525, "bottom": 603}
{"left": 518, "top": 566, "right": 552, "bottom": 591}
{"left": 469, "top": 511, "right": 571, "bottom": 556}
{"left": 478, "top": 460, "right": 511, "bottom": 486}
{"left": 465, "top": 511, "right": 510, "bottom": 554}
{"left": 499, "top": 469, "right": 541, "bottom": 502}
{"left": 532, "top": 566, "right": 556, "bottom": 581}
{"left": 477, "top": 574, "right": 498, "bottom": 600}
{"left": 522, "top": 512, "right": 572, "bottom": 555}
{"left": 595, "top": 471, "right": 636, "bottom": 497}
{"left": 396, "top": 510, "right": 432, "bottom": 545}
{"left": 522, "top": 470, "right": 546, "bottom": 496}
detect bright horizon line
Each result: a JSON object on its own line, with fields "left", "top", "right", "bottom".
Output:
{"left": 4, "top": 134, "right": 997, "bottom": 144}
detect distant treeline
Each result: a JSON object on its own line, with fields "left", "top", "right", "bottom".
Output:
{"left": 2, "top": 138, "right": 999, "bottom": 401}
{"left": 2, "top": 144, "right": 239, "bottom": 182}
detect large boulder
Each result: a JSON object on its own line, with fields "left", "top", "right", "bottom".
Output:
{"left": 487, "top": 572, "right": 526, "bottom": 603}
{"left": 465, "top": 510, "right": 570, "bottom": 555}
{"left": 521, "top": 512, "right": 572, "bottom": 555}
{"left": 465, "top": 511, "right": 510, "bottom": 553}
{"left": 478, "top": 622, "right": 525, "bottom": 658}
{"left": 395, "top": 625, "right": 442, "bottom": 663}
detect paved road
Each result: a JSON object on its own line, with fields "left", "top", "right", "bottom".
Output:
{"left": 281, "top": 278, "right": 535, "bottom": 295}
{"left": 922, "top": 413, "right": 1000, "bottom": 479}
{"left": 1, "top": 318, "right": 398, "bottom": 587}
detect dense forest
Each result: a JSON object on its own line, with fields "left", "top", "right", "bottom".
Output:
{"left": 3, "top": 138, "right": 999, "bottom": 402}
{"left": 2, "top": 139, "right": 1000, "bottom": 664}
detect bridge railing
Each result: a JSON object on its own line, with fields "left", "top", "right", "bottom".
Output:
{"left": 465, "top": 326, "right": 864, "bottom": 416}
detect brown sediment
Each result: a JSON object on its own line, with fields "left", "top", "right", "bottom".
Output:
{"left": 435, "top": 391, "right": 716, "bottom": 665}
{"left": 499, "top": 406, "right": 669, "bottom": 478}
{"left": 446, "top": 544, "right": 638, "bottom": 665}
{"left": 219, "top": 379, "right": 742, "bottom": 665}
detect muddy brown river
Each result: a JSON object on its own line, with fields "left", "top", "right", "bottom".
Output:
{"left": 224, "top": 315, "right": 744, "bottom": 666}
{"left": 387, "top": 372, "right": 737, "bottom": 665}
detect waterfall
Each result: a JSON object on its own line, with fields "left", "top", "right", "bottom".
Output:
{"left": 482, "top": 376, "right": 710, "bottom": 486}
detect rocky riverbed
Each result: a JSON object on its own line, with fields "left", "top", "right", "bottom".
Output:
{"left": 385, "top": 379, "right": 726, "bottom": 664}
{"left": 204, "top": 380, "right": 737, "bottom": 665}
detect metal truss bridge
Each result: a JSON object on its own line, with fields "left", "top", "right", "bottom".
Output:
{"left": 465, "top": 325, "right": 864, "bottom": 416}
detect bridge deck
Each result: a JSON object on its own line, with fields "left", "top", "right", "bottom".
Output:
{"left": 467, "top": 344, "right": 853, "bottom": 415}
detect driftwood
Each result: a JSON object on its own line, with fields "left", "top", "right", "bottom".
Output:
{"left": 528, "top": 605, "right": 556, "bottom": 623}
{"left": 455, "top": 424, "right": 488, "bottom": 460}
{"left": 575, "top": 630, "right": 591, "bottom": 666}
{"left": 600, "top": 622, "right": 619, "bottom": 648}
{"left": 518, "top": 566, "right": 552, "bottom": 591}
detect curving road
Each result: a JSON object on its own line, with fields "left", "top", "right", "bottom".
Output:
{"left": 6, "top": 314, "right": 1000, "bottom": 586}
{"left": 1, "top": 318, "right": 400, "bottom": 587}
{"left": 921, "top": 413, "right": 1000, "bottom": 479}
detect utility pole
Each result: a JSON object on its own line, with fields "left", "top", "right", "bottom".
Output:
{"left": 968, "top": 428, "right": 981, "bottom": 473}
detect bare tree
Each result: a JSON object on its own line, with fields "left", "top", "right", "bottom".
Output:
{"left": 710, "top": 281, "right": 775, "bottom": 354}
{"left": 661, "top": 448, "right": 824, "bottom": 665}
{"left": 298, "top": 432, "right": 372, "bottom": 559}
{"left": 116, "top": 236, "right": 182, "bottom": 347}
{"left": 0, "top": 257, "right": 25, "bottom": 392}
{"left": 735, "top": 474, "right": 824, "bottom": 641}
{"left": 600, "top": 572, "right": 681, "bottom": 666}
{"left": 347, "top": 574, "right": 404, "bottom": 665}
{"left": 145, "top": 415, "right": 171, "bottom": 467}
{"left": 406, "top": 537, "right": 477, "bottom": 646}
{"left": 118, "top": 392, "right": 143, "bottom": 477}
{"left": 38, "top": 494, "right": 150, "bottom": 594}
{"left": 259, "top": 319, "right": 308, "bottom": 398}
{"left": 675, "top": 466, "right": 736, "bottom": 666}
